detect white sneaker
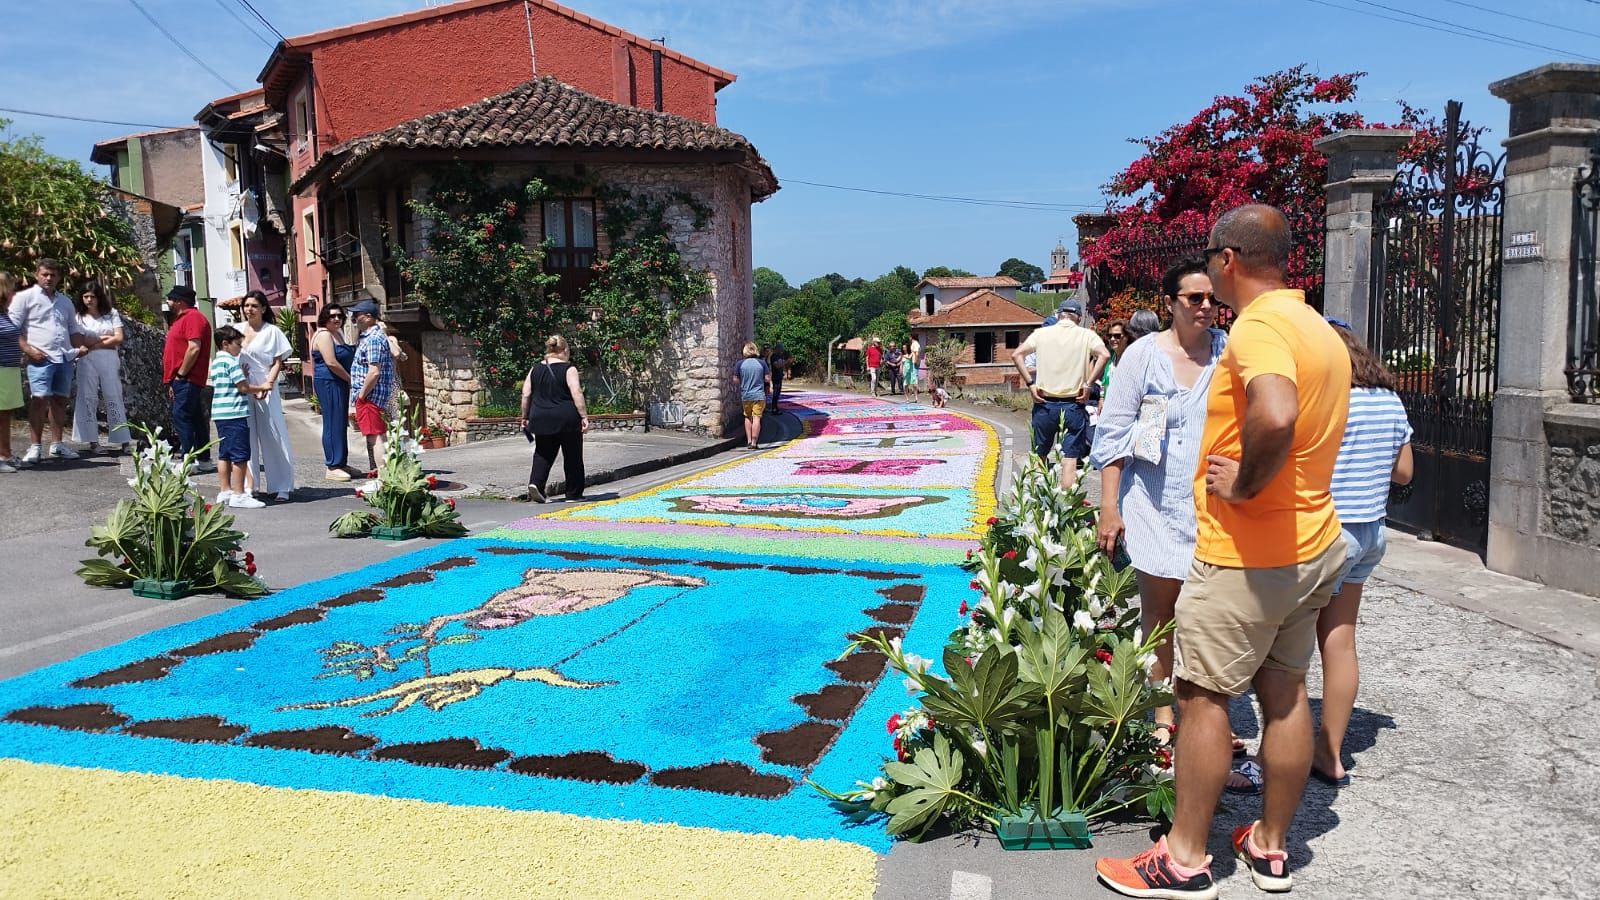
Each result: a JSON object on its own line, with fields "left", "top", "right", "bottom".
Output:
{"left": 49, "top": 442, "right": 79, "bottom": 460}
{"left": 360, "top": 479, "right": 380, "bottom": 493}
{"left": 228, "top": 495, "right": 266, "bottom": 509}
{"left": 20, "top": 444, "right": 42, "bottom": 465}
{"left": 0, "top": 459, "right": 16, "bottom": 474}
{"left": 216, "top": 490, "right": 235, "bottom": 505}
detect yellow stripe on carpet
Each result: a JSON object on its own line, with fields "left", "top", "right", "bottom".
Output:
{"left": 0, "top": 759, "right": 878, "bottom": 899}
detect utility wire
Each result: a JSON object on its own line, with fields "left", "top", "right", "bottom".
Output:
{"left": 1439, "top": 0, "right": 1600, "bottom": 42}
{"left": 126, "top": 0, "right": 241, "bottom": 91}
{"left": 782, "top": 178, "right": 1103, "bottom": 212}
{"left": 233, "top": 0, "right": 288, "bottom": 42}
{"left": 1299, "top": 0, "right": 1600, "bottom": 62}
{"left": 212, "top": 0, "right": 275, "bottom": 47}
{"left": 0, "top": 106, "right": 189, "bottom": 131}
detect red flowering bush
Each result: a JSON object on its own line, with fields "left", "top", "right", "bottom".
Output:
{"left": 1083, "top": 67, "right": 1443, "bottom": 298}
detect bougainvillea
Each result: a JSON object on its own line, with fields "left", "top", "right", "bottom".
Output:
{"left": 1082, "top": 67, "right": 1441, "bottom": 295}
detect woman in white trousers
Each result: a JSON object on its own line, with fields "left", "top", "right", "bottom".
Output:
{"left": 236, "top": 291, "right": 297, "bottom": 502}
{"left": 71, "top": 281, "right": 130, "bottom": 452}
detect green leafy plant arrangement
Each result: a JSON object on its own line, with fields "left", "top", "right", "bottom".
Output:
{"left": 76, "top": 425, "right": 268, "bottom": 597}
{"left": 329, "top": 410, "right": 466, "bottom": 540}
{"left": 814, "top": 454, "right": 1174, "bottom": 840}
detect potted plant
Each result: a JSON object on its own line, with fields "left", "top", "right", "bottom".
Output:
{"left": 330, "top": 410, "right": 467, "bottom": 540}
{"left": 814, "top": 454, "right": 1173, "bottom": 848}
{"left": 419, "top": 423, "right": 449, "bottom": 450}
{"left": 76, "top": 426, "right": 268, "bottom": 600}
{"left": 1385, "top": 347, "right": 1433, "bottom": 394}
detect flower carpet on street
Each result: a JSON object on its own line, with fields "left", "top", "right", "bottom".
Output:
{"left": 0, "top": 391, "right": 997, "bottom": 898}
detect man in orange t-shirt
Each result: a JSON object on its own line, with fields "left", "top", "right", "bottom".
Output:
{"left": 1097, "top": 205, "right": 1351, "bottom": 899}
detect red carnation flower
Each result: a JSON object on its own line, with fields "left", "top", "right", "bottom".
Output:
{"left": 986, "top": 516, "right": 998, "bottom": 526}
{"left": 965, "top": 549, "right": 973, "bottom": 560}
{"left": 245, "top": 563, "right": 257, "bottom": 576}
{"left": 446, "top": 497, "right": 456, "bottom": 509}
{"left": 366, "top": 470, "right": 377, "bottom": 478}
{"left": 244, "top": 552, "right": 255, "bottom": 564}
{"left": 1095, "top": 649, "right": 1114, "bottom": 665}
{"left": 1002, "top": 550, "right": 1017, "bottom": 560}
{"left": 426, "top": 475, "right": 438, "bottom": 489}
{"left": 886, "top": 713, "right": 902, "bottom": 734}
{"left": 959, "top": 600, "right": 968, "bottom": 616}
{"left": 203, "top": 503, "right": 213, "bottom": 513}
{"left": 968, "top": 580, "right": 980, "bottom": 590}
{"left": 355, "top": 490, "right": 364, "bottom": 499}
{"left": 964, "top": 656, "right": 975, "bottom": 667}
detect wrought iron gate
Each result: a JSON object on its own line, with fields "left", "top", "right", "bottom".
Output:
{"left": 1369, "top": 101, "right": 1504, "bottom": 552}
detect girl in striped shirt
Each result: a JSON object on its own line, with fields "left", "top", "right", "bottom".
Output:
{"left": 1313, "top": 322, "right": 1414, "bottom": 786}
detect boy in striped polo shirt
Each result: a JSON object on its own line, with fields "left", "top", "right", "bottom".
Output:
{"left": 209, "top": 326, "right": 265, "bottom": 509}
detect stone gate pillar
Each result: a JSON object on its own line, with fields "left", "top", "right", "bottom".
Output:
{"left": 1486, "top": 63, "right": 1600, "bottom": 593}
{"left": 1314, "top": 129, "right": 1414, "bottom": 337}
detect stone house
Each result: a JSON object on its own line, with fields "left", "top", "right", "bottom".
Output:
{"left": 257, "top": 0, "right": 773, "bottom": 438}
{"left": 908, "top": 289, "right": 1043, "bottom": 389}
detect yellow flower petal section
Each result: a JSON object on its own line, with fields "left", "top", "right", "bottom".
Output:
{"left": 0, "top": 759, "right": 878, "bottom": 899}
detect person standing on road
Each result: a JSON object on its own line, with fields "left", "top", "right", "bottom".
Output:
{"left": 162, "top": 285, "right": 214, "bottom": 471}
{"left": 1097, "top": 205, "right": 1351, "bottom": 899}
{"left": 1311, "top": 320, "right": 1414, "bottom": 788}
{"left": 11, "top": 259, "right": 88, "bottom": 465}
{"left": 70, "top": 280, "right": 130, "bottom": 454}
{"left": 883, "top": 342, "right": 904, "bottom": 396}
{"left": 347, "top": 299, "right": 394, "bottom": 482}
{"left": 767, "top": 343, "right": 790, "bottom": 414}
{"left": 1090, "top": 258, "right": 1225, "bottom": 744}
{"left": 864, "top": 337, "right": 882, "bottom": 396}
{"left": 0, "top": 273, "right": 24, "bottom": 473}
{"left": 310, "top": 304, "right": 354, "bottom": 482}
{"left": 520, "top": 334, "right": 589, "bottom": 503}
{"left": 236, "top": 291, "right": 296, "bottom": 502}
{"left": 1009, "top": 298, "right": 1109, "bottom": 487}
{"left": 901, "top": 340, "right": 919, "bottom": 401}
{"left": 734, "top": 341, "right": 770, "bottom": 450}
{"left": 208, "top": 326, "right": 263, "bottom": 509}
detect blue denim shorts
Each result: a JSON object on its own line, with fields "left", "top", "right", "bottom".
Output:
{"left": 25, "top": 361, "right": 73, "bottom": 398}
{"left": 1337, "top": 519, "right": 1387, "bottom": 589}
{"left": 213, "top": 417, "right": 251, "bottom": 463}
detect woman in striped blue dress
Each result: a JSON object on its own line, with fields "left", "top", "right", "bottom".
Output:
{"left": 1090, "top": 258, "right": 1226, "bottom": 738}
{"left": 1313, "top": 322, "right": 1413, "bottom": 786}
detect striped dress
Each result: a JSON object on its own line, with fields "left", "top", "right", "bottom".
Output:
{"left": 1088, "top": 329, "right": 1226, "bottom": 579}
{"left": 1329, "top": 387, "right": 1413, "bottom": 525}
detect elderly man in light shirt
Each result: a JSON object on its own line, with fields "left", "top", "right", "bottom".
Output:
{"left": 10, "top": 259, "right": 89, "bottom": 465}
{"left": 1010, "top": 297, "right": 1109, "bottom": 487}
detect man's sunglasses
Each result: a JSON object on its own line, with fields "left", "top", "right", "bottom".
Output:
{"left": 1202, "top": 245, "right": 1241, "bottom": 264}
{"left": 1178, "top": 292, "right": 1216, "bottom": 307}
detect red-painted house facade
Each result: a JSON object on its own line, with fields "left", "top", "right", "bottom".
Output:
{"left": 259, "top": 0, "right": 735, "bottom": 314}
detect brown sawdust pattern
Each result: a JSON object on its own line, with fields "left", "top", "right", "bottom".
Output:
{"left": 650, "top": 762, "right": 795, "bottom": 799}
{"left": 371, "top": 738, "right": 511, "bottom": 770}
{"left": 125, "top": 716, "right": 247, "bottom": 744}
{"left": 508, "top": 752, "right": 649, "bottom": 784}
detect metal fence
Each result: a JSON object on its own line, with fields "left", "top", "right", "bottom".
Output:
{"left": 1084, "top": 228, "right": 1324, "bottom": 313}
{"left": 1571, "top": 135, "right": 1600, "bottom": 402}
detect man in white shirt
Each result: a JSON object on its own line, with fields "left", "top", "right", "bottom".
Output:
{"left": 1009, "top": 298, "right": 1108, "bottom": 487}
{"left": 10, "top": 259, "right": 88, "bottom": 464}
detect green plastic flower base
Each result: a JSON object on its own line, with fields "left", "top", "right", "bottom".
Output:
{"left": 371, "top": 525, "right": 420, "bottom": 541}
{"left": 996, "top": 810, "right": 1092, "bottom": 850}
{"left": 131, "top": 578, "right": 192, "bottom": 601}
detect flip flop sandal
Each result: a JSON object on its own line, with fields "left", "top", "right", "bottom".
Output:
{"left": 1225, "top": 759, "right": 1263, "bottom": 795}
{"left": 1310, "top": 766, "right": 1351, "bottom": 787}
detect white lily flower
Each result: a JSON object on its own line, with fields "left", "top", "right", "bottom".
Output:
{"left": 872, "top": 776, "right": 889, "bottom": 791}
{"left": 889, "top": 635, "right": 903, "bottom": 655}
{"left": 971, "top": 737, "right": 988, "bottom": 757}
{"left": 904, "top": 676, "right": 921, "bottom": 696}
{"left": 1088, "top": 730, "right": 1107, "bottom": 749}
{"left": 1073, "top": 609, "right": 1095, "bottom": 634}
{"left": 902, "top": 652, "right": 932, "bottom": 674}
{"left": 1138, "top": 651, "right": 1158, "bottom": 673}
{"left": 1088, "top": 595, "right": 1106, "bottom": 618}
{"left": 1133, "top": 627, "right": 1144, "bottom": 645}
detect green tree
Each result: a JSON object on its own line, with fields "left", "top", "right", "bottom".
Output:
{"left": 0, "top": 119, "right": 142, "bottom": 288}
{"left": 757, "top": 287, "right": 850, "bottom": 375}
{"left": 860, "top": 308, "right": 911, "bottom": 347}
{"left": 997, "top": 257, "right": 1045, "bottom": 286}
{"left": 922, "top": 266, "right": 975, "bottom": 279}
{"left": 753, "top": 266, "right": 793, "bottom": 310}
{"left": 890, "top": 265, "right": 921, "bottom": 292}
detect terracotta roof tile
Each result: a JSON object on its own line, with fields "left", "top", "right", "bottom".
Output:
{"left": 307, "top": 76, "right": 775, "bottom": 196}
{"left": 916, "top": 275, "right": 1021, "bottom": 290}
{"left": 907, "top": 289, "right": 1044, "bottom": 328}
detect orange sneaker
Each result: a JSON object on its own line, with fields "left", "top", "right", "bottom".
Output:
{"left": 1095, "top": 836, "right": 1218, "bottom": 899}
{"left": 1232, "top": 821, "right": 1293, "bottom": 893}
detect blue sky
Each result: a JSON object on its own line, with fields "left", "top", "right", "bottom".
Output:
{"left": 2, "top": 0, "right": 1597, "bottom": 283}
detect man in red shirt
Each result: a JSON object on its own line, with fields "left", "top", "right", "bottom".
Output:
{"left": 864, "top": 337, "right": 882, "bottom": 396}
{"left": 162, "top": 286, "right": 213, "bottom": 471}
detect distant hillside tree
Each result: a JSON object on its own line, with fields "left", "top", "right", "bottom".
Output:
{"left": 921, "top": 266, "right": 975, "bottom": 279}
{"left": 997, "top": 257, "right": 1045, "bottom": 286}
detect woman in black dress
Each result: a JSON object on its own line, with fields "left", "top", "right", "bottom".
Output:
{"left": 519, "top": 334, "right": 589, "bottom": 502}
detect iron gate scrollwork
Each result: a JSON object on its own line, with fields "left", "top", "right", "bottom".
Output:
{"left": 1369, "top": 101, "right": 1503, "bottom": 552}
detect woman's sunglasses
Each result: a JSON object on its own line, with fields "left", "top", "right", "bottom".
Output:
{"left": 1178, "top": 292, "right": 1215, "bottom": 307}
{"left": 1108, "top": 332, "right": 1127, "bottom": 341}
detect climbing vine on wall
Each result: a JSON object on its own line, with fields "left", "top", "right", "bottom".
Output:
{"left": 397, "top": 165, "right": 712, "bottom": 408}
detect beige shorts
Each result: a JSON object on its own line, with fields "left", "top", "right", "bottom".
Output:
{"left": 1173, "top": 535, "right": 1348, "bottom": 697}
{"left": 742, "top": 399, "right": 766, "bottom": 418}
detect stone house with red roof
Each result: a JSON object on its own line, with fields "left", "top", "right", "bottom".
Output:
{"left": 908, "top": 289, "right": 1043, "bottom": 390}
{"left": 254, "top": 0, "right": 776, "bottom": 438}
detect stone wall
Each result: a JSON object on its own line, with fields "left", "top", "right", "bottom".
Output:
{"left": 420, "top": 330, "right": 480, "bottom": 443}
{"left": 119, "top": 319, "right": 171, "bottom": 435}
{"left": 1544, "top": 412, "right": 1600, "bottom": 547}
{"left": 407, "top": 160, "right": 759, "bottom": 441}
